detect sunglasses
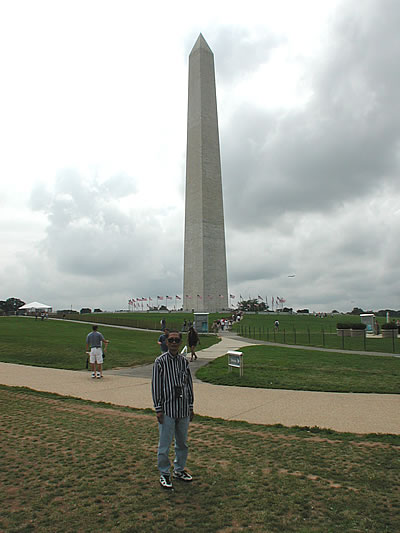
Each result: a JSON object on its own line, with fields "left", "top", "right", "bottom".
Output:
{"left": 167, "top": 337, "right": 181, "bottom": 344}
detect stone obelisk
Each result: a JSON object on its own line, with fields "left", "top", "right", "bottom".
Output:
{"left": 183, "top": 34, "right": 228, "bottom": 313}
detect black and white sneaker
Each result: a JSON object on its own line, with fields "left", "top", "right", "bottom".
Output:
{"left": 159, "top": 474, "right": 173, "bottom": 489}
{"left": 173, "top": 470, "right": 193, "bottom": 482}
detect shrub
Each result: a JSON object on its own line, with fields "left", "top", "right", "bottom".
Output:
{"left": 350, "top": 323, "right": 367, "bottom": 330}
{"left": 337, "top": 323, "right": 351, "bottom": 329}
{"left": 381, "top": 322, "right": 398, "bottom": 330}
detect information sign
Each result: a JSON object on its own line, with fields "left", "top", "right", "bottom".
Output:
{"left": 228, "top": 350, "right": 243, "bottom": 376}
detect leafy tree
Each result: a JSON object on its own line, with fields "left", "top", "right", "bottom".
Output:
{"left": 348, "top": 307, "right": 365, "bottom": 315}
{"left": 3, "top": 298, "right": 26, "bottom": 312}
{"left": 238, "top": 299, "right": 268, "bottom": 312}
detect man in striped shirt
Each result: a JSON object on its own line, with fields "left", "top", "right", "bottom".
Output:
{"left": 151, "top": 330, "right": 194, "bottom": 489}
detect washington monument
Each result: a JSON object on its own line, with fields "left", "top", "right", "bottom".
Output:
{"left": 183, "top": 34, "right": 228, "bottom": 313}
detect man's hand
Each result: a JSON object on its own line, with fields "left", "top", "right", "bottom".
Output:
{"left": 157, "top": 412, "right": 164, "bottom": 424}
{"left": 190, "top": 410, "right": 194, "bottom": 422}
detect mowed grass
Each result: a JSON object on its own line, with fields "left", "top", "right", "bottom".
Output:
{"left": 235, "top": 313, "right": 394, "bottom": 334}
{"left": 1, "top": 386, "right": 399, "bottom": 533}
{"left": 0, "top": 317, "right": 219, "bottom": 370}
{"left": 197, "top": 345, "right": 400, "bottom": 394}
{"left": 235, "top": 313, "right": 400, "bottom": 354}
{"left": 63, "top": 311, "right": 231, "bottom": 331}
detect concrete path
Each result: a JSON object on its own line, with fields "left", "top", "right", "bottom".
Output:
{"left": 1, "top": 334, "right": 399, "bottom": 435}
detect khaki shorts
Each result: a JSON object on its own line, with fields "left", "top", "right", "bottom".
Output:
{"left": 89, "top": 347, "right": 103, "bottom": 364}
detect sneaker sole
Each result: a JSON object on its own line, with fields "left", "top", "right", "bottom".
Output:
{"left": 173, "top": 474, "right": 193, "bottom": 482}
{"left": 159, "top": 480, "right": 173, "bottom": 490}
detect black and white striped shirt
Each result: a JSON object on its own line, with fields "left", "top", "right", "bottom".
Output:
{"left": 151, "top": 351, "right": 194, "bottom": 418}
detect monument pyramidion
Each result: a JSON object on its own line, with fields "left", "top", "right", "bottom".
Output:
{"left": 183, "top": 34, "right": 228, "bottom": 313}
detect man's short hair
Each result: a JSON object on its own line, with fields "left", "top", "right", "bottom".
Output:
{"left": 92, "top": 325, "right": 98, "bottom": 331}
{"left": 168, "top": 330, "right": 182, "bottom": 340}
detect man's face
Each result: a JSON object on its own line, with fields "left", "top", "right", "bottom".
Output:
{"left": 167, "top": 333, "right": 181, "bottom": 355}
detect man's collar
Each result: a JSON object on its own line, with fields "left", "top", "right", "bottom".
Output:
{"left": 167, "top": 350, "right": 179, "bottom": 358}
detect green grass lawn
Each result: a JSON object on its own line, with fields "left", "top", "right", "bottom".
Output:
{"left": 0, "top": 317, "right": 219, "bottom": 370}
{"left": 1, "top": 386, "right": 399, "bottom": 533}
{"left": 235, "top": 313, "right": 400, "bottom": 354}
{"left": 234, "top": 312, "right": 396, "bottom": 334}
{"left": 61, "top": 311, "right": 230, "bottom": 331}
{"left": 196, "top": 345, "right": 400, "bottom": 394}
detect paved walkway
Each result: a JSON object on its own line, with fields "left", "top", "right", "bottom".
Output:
{"left": 1, "top": 334, "right": 399, "bottom": 435}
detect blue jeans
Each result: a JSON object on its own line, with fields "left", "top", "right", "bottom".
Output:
{"left": 157, "top": 415, "right": 190, "bottom": 475}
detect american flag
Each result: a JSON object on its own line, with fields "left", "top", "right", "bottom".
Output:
{"left": 176, "top": 295, "right": 181, "bottom": 300}
{"left": 230, "top": 294, "right": 235, "bottom": 298}
{"left": 166, "top": 295, "right": 172, "bottom": 300}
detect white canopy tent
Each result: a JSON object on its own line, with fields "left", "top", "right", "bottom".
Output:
{"left": 18, "top": 301, "right": 52, "bottom": 311}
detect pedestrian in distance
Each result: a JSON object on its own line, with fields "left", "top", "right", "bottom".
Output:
{"left": 152, "top": 330, "right": 194, "bottom": 490}
{"left": 160, "top": 317, "right": 166, "bottom": 331}
{"left": 86, "top": 325, "right": 109, "bottom": 379}
{"left": 158, "top": 328, "right": 169, "bottom": 353}
{"left": 188, "top": 326, "right": 199, "bottom": 362}
{"left": 274, "top": 320, "right": 279, "bottom": 332}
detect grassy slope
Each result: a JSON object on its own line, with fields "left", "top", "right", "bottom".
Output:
{"left": 0, "top": 317, "right": 218, "bottom": 370}
{"left": 62, "top": 311, "right": 230, "bottom": 331}
{"left": 235, "top": 313, "right": 400, "bottom": 353}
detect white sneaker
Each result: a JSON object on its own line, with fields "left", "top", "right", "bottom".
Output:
{"left": 91, "top": 372, "right": 96, "bottom": 379}
{"left": 96, "top": 372, "right": 101, "bottom": 378}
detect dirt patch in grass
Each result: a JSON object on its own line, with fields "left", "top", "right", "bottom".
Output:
{"left": 1, "top": 386, "right": 399, "bottom": 533}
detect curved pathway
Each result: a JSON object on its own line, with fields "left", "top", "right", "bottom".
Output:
{"left": 1, "top": 329, "right": 399, "bottom": 434}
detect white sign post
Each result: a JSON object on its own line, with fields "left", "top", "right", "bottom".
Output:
{"left": 228, "top": 350, "right": 243, "bottom": 377}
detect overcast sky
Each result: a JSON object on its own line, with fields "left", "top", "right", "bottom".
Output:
{"left": 1, "top": 0, "right": 399, "bottom": 313}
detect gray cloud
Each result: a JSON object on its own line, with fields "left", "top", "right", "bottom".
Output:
{"left": 222, "top": 0, "right": 400, "bottom": 232}
{"left": 211, "top": 26, "right": 284, "bottom": 83}
{"left": 24, "top": 169, "right": 184, "bottom": 309}
{"left": 5, "top": 1, "right": 400, "bottom": 313}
